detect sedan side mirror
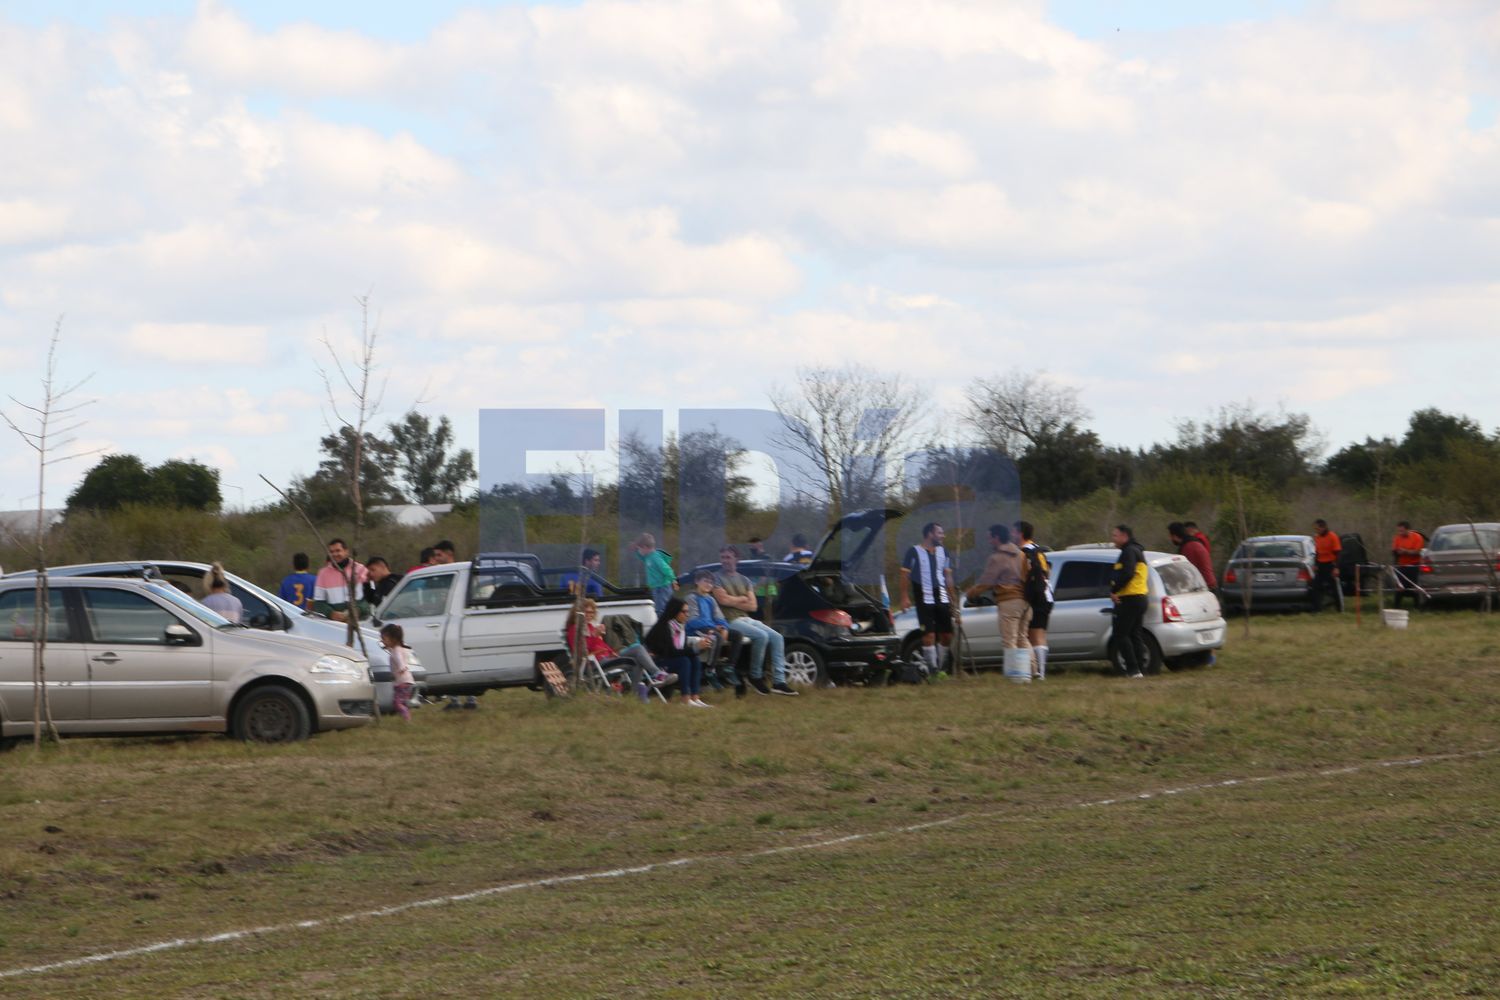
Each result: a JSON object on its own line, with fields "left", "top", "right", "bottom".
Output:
{"left": 164, "top": 623, "right": 200, "bottom": 646}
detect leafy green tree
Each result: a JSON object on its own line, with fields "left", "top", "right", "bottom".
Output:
{"left": 148, "top": 459, "right": 222, "bottom": 509}
{"left": 1395, "top": 408, "right": 1491, "bottom": 464}
{"left": 67, "top": 454, "right": 152, "bottom": 511}
{"left": 285, "top": 427, "right": 401, "bottom": 520}
{"left": 386, "top": 411, "right": 476, "bottom": 504}
{"left": 1323, "top": 436, "right": 1398, "bottom": 490}
{"left": 1147, "top": 403, "right": 1320, "bottom": 489}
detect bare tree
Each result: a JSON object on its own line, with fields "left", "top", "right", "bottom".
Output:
{"left": 964, "top": 371, "right": 1090, "bottom": 457}
{"left": 316, "top": 295, "right": 387, "bottom": 661}
{"left": 769, "top": 365, "right": 924, "bottom": 513}
{"left": 1, "top": 321, "right": 98, "bottom": 747}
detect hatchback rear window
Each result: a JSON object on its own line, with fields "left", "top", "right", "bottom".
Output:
{"left": 1233, "top": 541, "right": 1305, "bottom": 560}
{"left": 1156, "top": 562, "right": 1207, "bottom": 595}
{"left": 1430, "top": 527, "right": 1500, "bottom": 552}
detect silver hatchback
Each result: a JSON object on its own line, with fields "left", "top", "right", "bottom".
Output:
{"left": 895, "top": 548, "right": 1226, "bottom": 673}
{"left": 0, "top": 577, "right": 374, "bottom": 742}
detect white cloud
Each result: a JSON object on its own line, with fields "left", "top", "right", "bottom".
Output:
{"left": 127, "top": 322, "right": 270, "bottom": 364}
{"left": 2, "top": 0, "right": 1499, "bottom": 505}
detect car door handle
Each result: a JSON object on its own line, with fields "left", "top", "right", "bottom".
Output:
{"left": 91, "top": 653, "right": 121, "bottom": 663}
{"left": 425, "top": 622, "right": 441, "bottom": 629}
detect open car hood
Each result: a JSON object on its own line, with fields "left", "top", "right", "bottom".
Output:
{"left": 807, "top": 508, "right": 903, "bottom": 577}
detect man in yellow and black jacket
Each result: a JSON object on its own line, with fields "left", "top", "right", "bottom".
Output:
{"left": 1109, "top": 524, "right": 1150, "bottom": 678}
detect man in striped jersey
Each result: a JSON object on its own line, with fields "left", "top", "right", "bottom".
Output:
{"left": 899, "top": 522, "right": 958, "bottom": 676}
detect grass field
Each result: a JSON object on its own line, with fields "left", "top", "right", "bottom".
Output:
{"left": 3, "top": 607, "right": 1499, "bottom": 997}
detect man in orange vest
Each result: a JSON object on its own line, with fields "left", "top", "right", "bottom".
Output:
{"left": 1390, "top": 521, "right": 1425, "bottom": 608}
{"left": 1312, "top": 519, "right": 1343, "bottom": 612}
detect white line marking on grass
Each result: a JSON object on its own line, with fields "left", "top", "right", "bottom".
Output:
{"left": 4, "top": 745, "right": 1496, "bottom": 983}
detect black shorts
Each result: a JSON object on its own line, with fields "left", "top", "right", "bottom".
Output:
{"left": 1028, "top": 601, "right": 1053, "bottom": 631}
{"left": 916, "top": 602, "right": 953, "bottom": 635}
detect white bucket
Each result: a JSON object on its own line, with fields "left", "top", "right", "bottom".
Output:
{"left": 1003, "top": 648, "right": 1033, "bottom": 683}
{"left": 1382, "top": 609, "right": 1409, "bottom": 630}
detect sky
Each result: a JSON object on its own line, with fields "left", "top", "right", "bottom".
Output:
{"left": 1, "top": 0, "right": 1498, "bottom": 509}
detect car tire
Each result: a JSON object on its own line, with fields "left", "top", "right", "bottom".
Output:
{"left": 1109, "top": 633, "right": 1164, "bottom": 676}
{"left": 233, "top": 685, "right": 313, "bottom": 743}
{"left": 783, "top": 643, "right": 825, "bottom": 687}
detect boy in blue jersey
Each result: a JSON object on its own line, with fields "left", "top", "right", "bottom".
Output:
{"left": 278, "top": 552, "right": 317, "bottom": 610}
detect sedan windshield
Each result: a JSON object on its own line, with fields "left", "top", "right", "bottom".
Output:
{"left": 1431, "top": 527, "right": 1500, "bottom": 553}
{"left": 144, "top": 582, "right": 236, "bottom": 627}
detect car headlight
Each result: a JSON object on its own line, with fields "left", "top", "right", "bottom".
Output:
{"left": 311, "top": 655, "right": 364, "bottom": 677}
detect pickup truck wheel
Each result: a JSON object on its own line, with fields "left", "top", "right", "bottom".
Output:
{"left": 233, "top": 685, "right": 312, "bottom": 743}
{"left": 783, "top": 643, "right": 825, "bottom": 687}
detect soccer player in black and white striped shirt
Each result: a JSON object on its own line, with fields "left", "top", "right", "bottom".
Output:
{"left": 899, "top": 522, "right": 957, "bottom": 675}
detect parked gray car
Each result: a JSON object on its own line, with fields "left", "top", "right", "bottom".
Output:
{"left": 0, "top": 576, "right": 373, "bottom": 742}
{"left": 894, "top": 548, "right": 1225, "bottom": 674}
{"left": 1219, "top": 535, "right": 1318, "bottom": 612}
{"left": 1418, "top": 523, "right": 1500, "bottom": 605}
{"left": 5, "top": 561, "right": 422, "bottom": 712}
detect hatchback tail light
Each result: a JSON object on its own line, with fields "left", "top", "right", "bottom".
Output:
{"left": 1296, "top": 568, "right": 1311, "bottom": 582}
{"left": 1161, "top": 596, "right": 1183, "bottom": 622}
{"left": 1421, "top": 559, "right": 1433, "bottom": 574}
{"left": 809, "top": 609, "right": 853, "bottom": 628}
{"left": 1224, "top": 568, "right": 1237, "bottom": 584}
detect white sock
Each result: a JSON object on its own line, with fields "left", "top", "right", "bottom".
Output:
{"left": 924, "top": 645, "right": 938, "bottom": 670}
{"left": 1034, "top": 646, "right": 1048, "bottom": 678}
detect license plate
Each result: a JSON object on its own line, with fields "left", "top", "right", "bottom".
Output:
{"left": 1254, "top": 573, "right": 1278, "bottom": 583}
{"left": 1448, "top": 585, "right": 1483, "bottom": 595}
{"left": 1199, "top": 629, "right": 1223, "bottom": 644}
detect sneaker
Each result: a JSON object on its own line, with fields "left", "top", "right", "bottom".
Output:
{"left": 1129, "top": 672, "right": 1144, "bottom": 679}
{"left": 652, "top": 671, "right": 678, "bottom": 687}
{"left": 463, "top": 699, "right": 479, "bottom": 709}
{"left": 771, "top": 682, "right": 800, "bottom": 696}
{"left": 688, "top": 699, "right": 712, "bottom": 709}
{"left": 442, "top": 700, "right": 462, "bottom": 712}
{"left": 747, "top": 677, "right": 770, "bottom": 696}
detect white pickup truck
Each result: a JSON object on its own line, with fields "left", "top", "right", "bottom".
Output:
{"left": 373, "top": 553, "right": 658, "bottom": 696}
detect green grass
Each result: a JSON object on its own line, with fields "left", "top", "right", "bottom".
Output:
{"left": 2, "top": 609, "right": 1499, "bottom": 997}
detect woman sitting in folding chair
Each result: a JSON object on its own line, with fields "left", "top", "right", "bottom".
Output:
{"left": 566, "top": 598, "right": 676, "bottom": 702}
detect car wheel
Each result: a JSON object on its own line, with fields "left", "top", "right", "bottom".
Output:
{"left": 1109, "top": 633, "right": 1164, "bottom": 676}
{"left": 233, "top": 685, "right": 312, "bottom": 743}
{"left": 783, "top": 643, "right": 825, "bottom": 687}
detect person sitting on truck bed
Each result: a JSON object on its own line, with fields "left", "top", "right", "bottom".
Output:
{"left": 567, "top": 598, "right": 676, "bottom": 701}
{"left": 560, "top": 548, "right": 605, "bottom": 598}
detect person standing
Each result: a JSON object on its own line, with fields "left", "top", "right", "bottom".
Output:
{"left": 560, "top": 548, "right": 606, "bottom": 598}
{"left": 314, "top": 539, "right": 368, "bottom": 623}
{"left": 1015, "top": 521, "right": 1053, "bottom": 680}
{"left": 431, "top": 540, "right": 457, "bottom": 566}
{"left": 900, "top": 522, "right": 958, "bottom": 676}
{"left": 1390, "top": 521, "right": 1425, "bottom": 608}
{"left": 201, "top": 563, "right": 243, "bottom": 623}
{"left": 969, "top": 524, "right": 1030, "bottom": 661}
{"left": 1168, "top": 522, "right": 1216, "bottom": 590}
{"left": 782, "top": 534, "right": 814, "bottom": 566}
{"left": 634, "top": 533, "right": 676, "bottom": 615}
{"left": 278, "top": 553, "right": 317, "bottom": 610}
{"left": 1312, "top": 519, "right": 1343, "bottom": 612}
{"left": 1184, "top": 521, "right": 1211, "bottom": 556}
{"left": 362, "top": 556, "right": 402, "bottom": 608}
{"left": 407, "top": 547, "right": 435, "bottom": 574}
{"left": 715, "top": 546, "right": 796, "bottom": 695}
{"left": 380, "top": 623, "right": 416, "bottom": 721}
{"left": 1109, "top": 524, "right": 1149, "bottom": 678}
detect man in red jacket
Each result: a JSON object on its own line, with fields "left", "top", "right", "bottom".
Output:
{"left": 1168, "top": 522, "right": 1216, "bottom": 589}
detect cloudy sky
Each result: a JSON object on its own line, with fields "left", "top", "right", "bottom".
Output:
{"left": 1, "top": 0, "right": 1497, "bottom": 508}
